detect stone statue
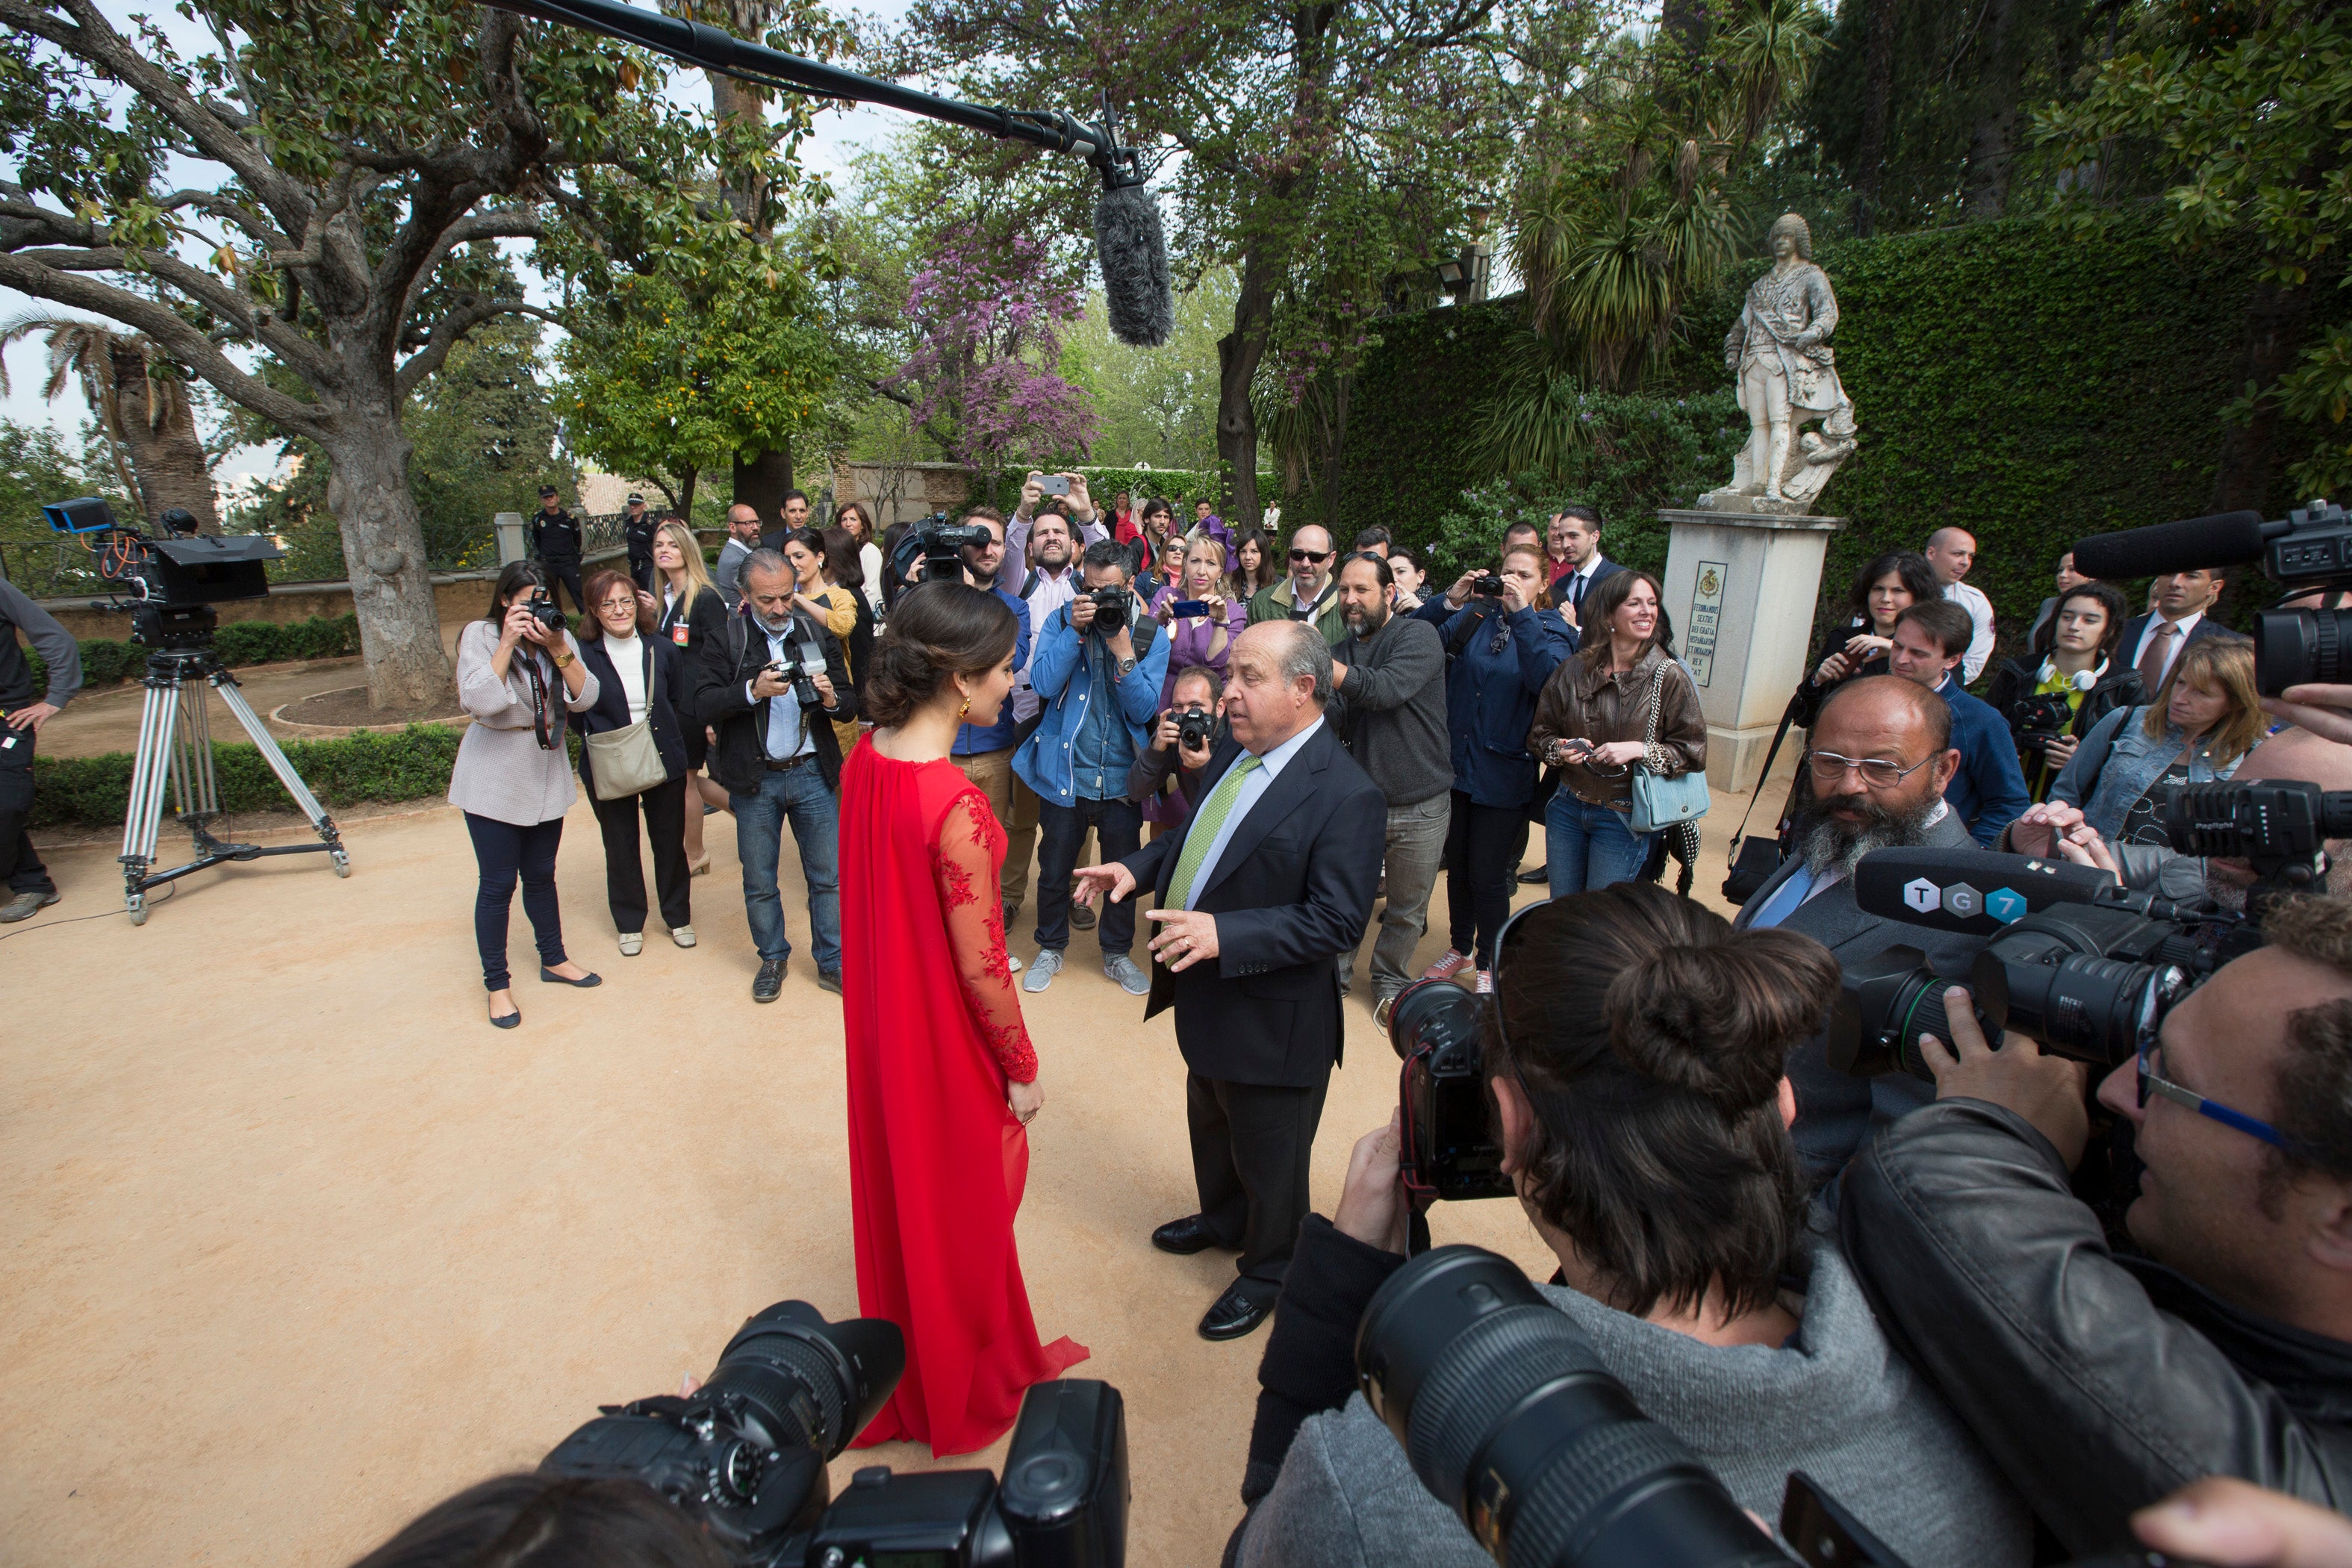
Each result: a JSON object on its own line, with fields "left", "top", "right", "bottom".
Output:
{"left": 1702, "top": 213, "right": 1858, "bottom": 514}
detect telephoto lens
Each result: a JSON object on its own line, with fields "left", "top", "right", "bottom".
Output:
{"left": 1356, "top": 1246, "right": 1790, "bottom": 1568}
{"left": 1826, "top": 945, "right": 2009, "bottom": 1080}
{"left": 2254, "top": 606, "right": 2352, "bottom": 697}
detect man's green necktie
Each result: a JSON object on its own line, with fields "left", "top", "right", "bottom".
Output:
{"left": 1166, "top": 754, "right": 1263, "bottom": 910}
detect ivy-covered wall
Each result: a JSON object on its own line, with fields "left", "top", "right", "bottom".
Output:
{"left": 1334, "top": 214, "right": 2350, "bottom": 653}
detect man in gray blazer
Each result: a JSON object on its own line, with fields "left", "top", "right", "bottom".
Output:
{"left": 1735, "top": 674, "right": 1982, "bottom": 1179}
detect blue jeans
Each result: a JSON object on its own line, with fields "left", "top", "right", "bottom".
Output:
{"left": 731, "top": 763, "right": 841, "bottom": 973}
{"left": 1545, "top": 792, "right": 1652, "bottom": 897}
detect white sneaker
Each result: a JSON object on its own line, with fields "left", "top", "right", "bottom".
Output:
{"left": 1007, "top": 951, "right": 1023, "bottom": 973}
{"left": 671, "top": 925, "right": 697, "bottom": 949}
{"left": 1022, "top": 948, "right": 1064, "bottom": 993}
{"left": 619, "top": 931, "right": 644, "bottom": 957}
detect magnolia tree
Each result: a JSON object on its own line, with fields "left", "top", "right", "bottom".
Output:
{"left": 884, "top": 225, "right": 1097, "bottom": 476}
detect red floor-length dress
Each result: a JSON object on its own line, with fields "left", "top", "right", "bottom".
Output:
{"left": 839, "top": 742, "right": 1089, "bottom": 1456}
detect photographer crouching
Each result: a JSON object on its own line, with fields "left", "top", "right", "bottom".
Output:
{"left": 1839, "top": 892, "right": 2352, "bottom": 1555}
{"left": 1227, "top": 882, "right": 2032, "bottom": 1568}
{"left": 1130, "top": 665, "right": 1224, "bottom": 831}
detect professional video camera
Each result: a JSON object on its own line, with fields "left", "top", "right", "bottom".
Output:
{"left": 890, "top": 511, "right": 997, "bottom": 587}
{"left": 2159, "top": 777, "right": 2352, "bottom": 892}
{"left": 43, "top": 496, "right": 282, "bottom": 650}
{"left": 2073, "top": 497, "right": 2352, "bottom": 695}
{"left": 543, "top": 1300, "right": 1129, "bottom": 1568}
{"left": 1358, "top": 1244, "right": 2199, "bottom": 1568}
{"left": 2004, "top": 688, "right": 2077, "bottom": 764}
{"left": 1084, "top": 584, "right": 1134, "bottom": 632}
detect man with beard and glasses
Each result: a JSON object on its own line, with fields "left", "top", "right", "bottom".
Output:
{"left": 1734, "top": 674, "right": 1977, "bottom": 1179}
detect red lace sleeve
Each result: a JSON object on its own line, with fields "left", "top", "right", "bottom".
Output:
{"left": 930, "top": 789, "right": 1039, "bottom": 1084}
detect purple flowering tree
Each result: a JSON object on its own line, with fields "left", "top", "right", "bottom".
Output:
{"left": 885, "top": 225, "right": 1098, "bottom": 473}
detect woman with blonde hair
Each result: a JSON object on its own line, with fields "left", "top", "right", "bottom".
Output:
{"left": 1148, "top": 532, "right": 1246, "bottom": 708}
{"left": 650, "top": 516, "right": 730, "bottom": 872}
{"left": 2050, "top": 633, "right": 2260, "bottom": 846}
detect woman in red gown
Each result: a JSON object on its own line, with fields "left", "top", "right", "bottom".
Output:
{"left": 839, "top": 581, "right": 1089, "bottom": 1455}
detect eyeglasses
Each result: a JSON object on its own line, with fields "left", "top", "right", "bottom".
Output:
{"left": 1807, "top": 750, "right": 1935, "bottom": 788}
{"left": 2137, "top": 1037, "right": 2295, "bottom": 1150}
{"left": 598, "top": 597, "right": 638, "bottom": 612}
{"left": 1289, "top": 548, "right": 1331, "bottom": 563}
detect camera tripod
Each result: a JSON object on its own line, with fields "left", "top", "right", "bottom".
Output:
{"left": 117, "top": 608, "right": 349, "bottom": 924}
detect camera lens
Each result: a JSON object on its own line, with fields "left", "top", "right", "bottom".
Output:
{"left": 1387, "top": 976, "right": 1483, "bottom": 1063}
{"left": 1828, "top": 946, "right": 2008, "bottom": 1079}
{"left": 1357, "top": 1247, "right": 1785, "bottom": 1568}
{"left": 702, "top": 1301, "right": 904, "bottom": 1460}
{"left": 2003, "top": 954, "right": 2184, "bottom": 1069}
{"left": 2254, "top": 607, "right": 2352, "bottom": 697}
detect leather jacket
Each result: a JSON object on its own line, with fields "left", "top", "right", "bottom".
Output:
{"left": 1838, "top": 1099, "right": 2352, "bottom": 1555}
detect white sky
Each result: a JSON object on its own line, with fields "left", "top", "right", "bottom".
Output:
{"left": 0, "top": 0, "right": 914, "bottom": 491}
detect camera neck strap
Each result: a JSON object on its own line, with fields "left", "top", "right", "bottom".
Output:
{"left": 522, "top": 644, "right": 559, "bottom": 751}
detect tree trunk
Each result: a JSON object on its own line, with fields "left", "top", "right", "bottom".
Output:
{"left": 734, "top": 444, "right": 794, "bottom": 529}
{"left": 678, "top": 467, "right": 699, "bottom": 522}
{"left": 319, "top": 408, "right": 457, "bottom": 710}
{"left": 2213, "top": 275, "right": 2316, "bottom": 514}
{"left": 1215, "top": 246, "right": 1280, "bottom": 532}
{"left": 1852, "top": 0, "right": 1899, "bottom": 237}
{"left": 1961, "top": 0, "right": 2025, "bottom": 218}
{"left": 108, "top": 346, "right": 220, "bottom": 531}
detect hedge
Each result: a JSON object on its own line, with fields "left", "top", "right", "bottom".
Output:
{"left": 23, "top": 612, "right": 366, "bottom": 692}
{"left": 30, "top": 723, "right": 465, "bottom": 830}
{"left": 1334, "top": 212, "right": 2352, "bottom": 651}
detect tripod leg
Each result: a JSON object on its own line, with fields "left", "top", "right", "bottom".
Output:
{"left": 118, "top": 673, "right": 181, "bottom": 924}
{"left": 213, "top": 671, "right": 349, "bottom": 875}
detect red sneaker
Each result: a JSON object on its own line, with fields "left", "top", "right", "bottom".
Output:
{"left": 1421, "top": 949, "right": 1475, "bottom": 982}
{"left": 1473, "top": 970, "right": 1495, "bottom": 995}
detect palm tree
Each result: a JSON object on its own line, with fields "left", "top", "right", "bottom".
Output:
{"left": 0, "top": 314, "right": 220, "bottom": 531}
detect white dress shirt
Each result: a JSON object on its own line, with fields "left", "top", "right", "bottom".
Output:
{"left": 749, "top": 621, "right": 815, "bottom": 761}
{"left": 2130, "top": 609, "right": 2203, "bottom": 689}
{"left": 1561, "top": 553, "right": 1610, "bottom": 614}
{"left": 1943, "top": 581, "right": 1997, "bottom": 682}
{"left": 1180, "top": 716, "right": 1324, "bottom": 910}
{"left": 1012, "top": 564, "right": 1084, "bottom": 724}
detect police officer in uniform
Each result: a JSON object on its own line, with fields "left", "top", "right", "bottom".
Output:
{"left": 622, "top": 492, "right": 658, "bottom": 592}
{"left": 532, "top": 484, "right": 585, "bottom": 614}
{"left": 0, "top": 576, "right": 82, "bottom": 921}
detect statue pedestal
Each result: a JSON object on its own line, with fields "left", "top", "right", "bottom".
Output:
{"left": 1658, "top": 507, "right": 1847, "bottom": 793}
{"left": 494, "top": 511, "right": 527, "bottom": 567}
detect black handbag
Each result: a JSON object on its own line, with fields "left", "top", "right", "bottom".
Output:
{"left": 1720, "top": 695, "right": 1802, "bottom": 906}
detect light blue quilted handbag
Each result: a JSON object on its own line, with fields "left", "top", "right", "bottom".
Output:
{"left": 1628, "top": 663, "right": 1710, "bottom": 835}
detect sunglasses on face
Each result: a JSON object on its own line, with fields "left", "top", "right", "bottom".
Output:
{"left": 1290, "top": 548, "right": 1331, "bottom": 563}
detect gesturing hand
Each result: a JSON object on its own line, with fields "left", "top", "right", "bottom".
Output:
{"left": 1918, "top": 987, "right": 2089, "bottom": 1169}
{"left": 1145, "top": 907, "right": 1219, "bottom": 971}
{"left": 1332, "top": 1112, "right": 1410, "bottom": 1256}
{"left": 1073, "top": 862, "right": 1136, "bottom": 908}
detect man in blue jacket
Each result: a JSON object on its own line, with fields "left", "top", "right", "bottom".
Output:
{"left": 1015, "top": 540, "right": 1170, "bottom": 996}
{"left": 940, "top": 507, "right": 1033, "bottom": 856}
{"left": 1891, "top": 598, "right": 2030, "bottom": 847}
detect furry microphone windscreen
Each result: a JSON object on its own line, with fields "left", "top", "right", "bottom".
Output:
{"left": 1095, "top": 181, "right": 1174, "bottom": 348}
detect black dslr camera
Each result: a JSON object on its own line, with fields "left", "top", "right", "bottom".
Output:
{"left": 1387, "top": 980, "right": 1512, "bottom": 1207}
{"left": 1359, "top": 1245, "right": 2206, "bottom": 1568}
{"left": 1086, "top": 585, "right": 1134, "bottom": 632}
{"left": 1471, "top": 573, "right": 1506, "bottom": 598}
{"left": 543, "top": 1301, "right": 1129, "bottom": 1568}
{"left": 889, "top": 511, "right": 996, "bottom": 586}
{"left": 529, "top": 591, "right": 567, "bottom": 635}
{"left": 1176, "top": 709, "right": 1215, "bottom": 752}
{"left": 2005, "top": 688, "right": 2076, "bottom": 761}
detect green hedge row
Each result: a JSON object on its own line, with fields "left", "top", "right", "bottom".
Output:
{"left": 30, "top": 723, "right": 464, "bottom": 829}
{"left": 1335, "top": 212, "right": 2352, "bottom": 652}
{"left": 25, "top": 612, "right": 365, "bottom": 691}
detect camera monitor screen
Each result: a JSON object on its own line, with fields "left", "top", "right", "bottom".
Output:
{"left": 42, "top": 496, "right": 118, "bottom": 535}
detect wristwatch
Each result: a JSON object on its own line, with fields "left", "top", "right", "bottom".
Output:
{"left": 551, "top": 649, "right": 576, "bottom": 670}
{"left": 1117, "top": 656, "right": 1138, "bottom": 677}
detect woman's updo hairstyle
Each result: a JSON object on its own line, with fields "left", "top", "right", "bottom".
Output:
{"left": 862, "top": 581, "right": 1018, "bottom": 728}
{"left": 1484, "top": 881, "right": 1841, "bottom": 1319}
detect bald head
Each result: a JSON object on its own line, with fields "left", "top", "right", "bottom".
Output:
{"left": 727, "top": 503, "right": 762, "bottom": 543}
{"left": 1819, "top": 673, "right": 1952, "bottom": 754}
{"left": 1225, "top": 620, "right": 1330, "bottom": 754}
{"left": 1924, "top": 529, "right": 1976, "bottom": 587}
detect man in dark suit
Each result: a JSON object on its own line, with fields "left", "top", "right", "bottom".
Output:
{"left": 694, "top": 548, "right": 858, "bottom": 1004}
{"left": 2118, "top": 568, "right": 2233, "bottom": 697}
{"left": 1545, "top": 504, "right": 1626, "bottom": 623}
{"left": 1074, "top": 620, "right": 1385, "bottom": 1342}
{"left": 1735, "top": 674, "right": 1979, "bottom": 1180}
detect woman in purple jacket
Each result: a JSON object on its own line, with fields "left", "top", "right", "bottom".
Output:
{"left": 1147, "top": 533, "right": 1247, "bottom": 709}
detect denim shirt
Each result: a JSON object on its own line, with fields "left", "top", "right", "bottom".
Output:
{"left": 2053, "top": 703, "right": 2246, "bottom": 841}
{"left": 1069, "top": 634, "right": 1138, "bottom": 799}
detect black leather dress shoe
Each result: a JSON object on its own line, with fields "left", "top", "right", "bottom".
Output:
{"left": 1517, "top": 864, "right": 1549, "bottom": 885}
{"left": 753, "top": 958, "right": 786, "bottom": 1003}
{"left": 1198, "top": 1280, "right": 1275, "bottom": 1342}
{"left": 1151, "top": 1215, "right": 1219, "bottom": 1255}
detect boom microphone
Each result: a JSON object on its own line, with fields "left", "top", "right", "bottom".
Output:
{"left": 1852, "top": 847, "right": 2117, "bottom": 937}
{"left": 2071, "top": 511, "right": 2267, "bottom": 580}
{"left": 1095, "top": 182, "right": 1173, "bottom": 348}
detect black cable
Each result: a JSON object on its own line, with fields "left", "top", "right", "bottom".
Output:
{"left": 0, "top": 879, "right": 174, "bottom": 942}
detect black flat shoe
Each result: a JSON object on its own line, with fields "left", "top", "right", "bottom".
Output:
{"left": 1151, "top": 1215, "right": 1222, "bottom": 1256}
{"left": 1198, "top": 1280, "right": 1275, "bottom": 1342}
{"left": 489, "top": 1006, "right": 521, "bottom": 1029}
{"left": 1517, "top": 865, "right": 1549, "bottom": 885}
{"left": 539, "top": 968, "right": 603, "bottom": 987}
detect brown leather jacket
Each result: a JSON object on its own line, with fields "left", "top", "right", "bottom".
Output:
{"left": 1526, "top": 642, "right": 1708, "bottom": 807}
